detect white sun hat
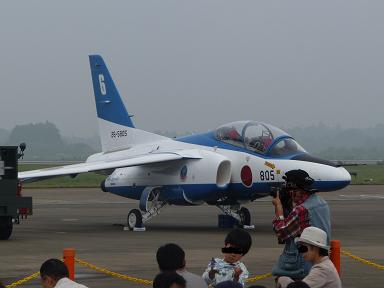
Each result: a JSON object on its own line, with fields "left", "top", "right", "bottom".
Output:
{"left": 296, "top": 226, "right": 329, "bottom": 250}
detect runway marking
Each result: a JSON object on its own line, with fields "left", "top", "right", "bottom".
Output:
{"left": 339, "top": 194, "right": 384, "bottom": 200}
{"left": 256, "top": 195, "right": 384, "bottom": 202}
{"left": 61, "top": 218, "right": 79, "bottom": 222}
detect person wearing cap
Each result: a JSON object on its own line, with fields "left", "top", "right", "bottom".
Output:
{"left": 271, "top": 169, "right": 331, "bottom": 279}
{"left": 277, "top": 227, "right": 342, "bottom": 288}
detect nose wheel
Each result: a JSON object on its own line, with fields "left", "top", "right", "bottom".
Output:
{"left": 239, "top": 207, "right": 251, "bottom": 226}
{"left": 216, "top": 205, "right": 252, "bottom": 228}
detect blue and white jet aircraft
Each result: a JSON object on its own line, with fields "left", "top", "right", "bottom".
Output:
{"left": 19, "top": 55, "right": 351, "bottom": 230}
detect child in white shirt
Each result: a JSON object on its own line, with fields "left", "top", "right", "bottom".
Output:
{"left": 202, "top": 228, "right": 252, "bottom": 287}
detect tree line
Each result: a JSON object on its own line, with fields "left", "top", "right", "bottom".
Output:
{"left": 0, "top": 122, "right": 383, "bottom": 160}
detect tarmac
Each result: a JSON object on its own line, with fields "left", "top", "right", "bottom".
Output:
{"left": 1, "top": 185, "right": 383, "bottom": 288}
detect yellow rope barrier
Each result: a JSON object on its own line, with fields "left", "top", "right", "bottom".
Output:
{"left": 74, "top": 258, "right": 153, "bottom": 285}
{"left": 341, "top": 249, "right": 384, "bottom": 270}
{"left": 75, "top": 257, "right": 273, "bottom": 285}
{"left": 5, "top": 271, "right": 40, "bottom": 288}
{"left": 6, "top": 250, "right": 382, "bottom": 288}
{"left": 246, "top": 272, "right": 273, "bottom": 282}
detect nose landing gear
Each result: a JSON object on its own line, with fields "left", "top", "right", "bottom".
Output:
{"left": 216, "top": 205, "right": 252, "bottom": 228}
{"left": 239, "top": 207, "right": 251, "bottom": 226}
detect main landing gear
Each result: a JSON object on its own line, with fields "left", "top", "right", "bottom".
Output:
{"left": 0, "top": 216, "right": 13, "bottom": 240}
{"left": 216, "top": 205, "right": 252, "bottom": 228}
{"left": 126, "top": 186, "right": 166, "bottom": 231}
{"left": 125, "top": 187, "right": 253, "bottom": 230}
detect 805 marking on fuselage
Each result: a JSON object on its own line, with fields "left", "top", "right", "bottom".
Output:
{"left": 259, "top": 170, "right": 275, "bottom": 181}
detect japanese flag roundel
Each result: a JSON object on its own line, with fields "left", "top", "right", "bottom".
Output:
{"left": 241, "top": 165, "right": 253, "bottom": 187}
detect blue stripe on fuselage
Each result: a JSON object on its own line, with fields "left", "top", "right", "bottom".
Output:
{"left": 106, "top": 180, "right": 350, "bottom": 204}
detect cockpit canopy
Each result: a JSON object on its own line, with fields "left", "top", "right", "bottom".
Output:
{"left": 215, "top": 121, "right": 306, "bottom": 156}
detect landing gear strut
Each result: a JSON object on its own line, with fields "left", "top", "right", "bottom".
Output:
{"left": 126, "top": 187, "right": 166, "bottom": 230}
{"left": 216, "top": 205, "right": 252, "bottom": 228}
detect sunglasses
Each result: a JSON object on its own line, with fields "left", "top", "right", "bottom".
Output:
{"left": 297, "top": 245, "right": 309, "bottom": 254}
{"left": 221, "top": 247, "right": 245, "bottom": 254}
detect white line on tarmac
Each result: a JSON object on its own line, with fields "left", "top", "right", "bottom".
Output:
{"left": 339, "top": 194, "right": 384, "bottom": 200}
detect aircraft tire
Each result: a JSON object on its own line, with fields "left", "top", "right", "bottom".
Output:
{"left": 239, "top": 207, "right": 251, "bottom": 226}
{"left": 0, "top": 216, "right": 13, "bottom": 240}
{"left": 127, "top": 209, "right": 143, "bottom": 230}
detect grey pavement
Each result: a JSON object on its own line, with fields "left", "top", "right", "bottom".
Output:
{"left": 1, "top": 185, "right": 383, "bottom": 288}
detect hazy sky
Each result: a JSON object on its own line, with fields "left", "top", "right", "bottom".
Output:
{"left": 1, "top": 1, "right": 383, "bottom": 137}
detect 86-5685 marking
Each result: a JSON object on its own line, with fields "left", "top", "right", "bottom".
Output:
{"left": 111, "top": 130, "right": 128, "bottom": 138}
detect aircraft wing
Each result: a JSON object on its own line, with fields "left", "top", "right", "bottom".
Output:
{"left": 19, "top": 150, "right": 202, "bottom": 183}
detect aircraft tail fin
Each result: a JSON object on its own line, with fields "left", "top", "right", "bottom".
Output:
{"left": 89, "top": 55, "right": 168, "bottom": 152}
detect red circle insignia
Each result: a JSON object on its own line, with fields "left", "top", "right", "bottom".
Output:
{"left": 241, "top": 165, "right": 253, "bottom": 187}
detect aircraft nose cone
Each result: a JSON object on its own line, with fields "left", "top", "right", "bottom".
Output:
{"left": 316, "top": 166, "right": 351, "bottom": 191}
{"left": 299, "top": 163, "right": 352, "bottom": 192}
{"left": 336, "top": 166, "right": 351, "bottom": 188}
{"left": 309, "top": 166, "right": 351, "bottom": 191}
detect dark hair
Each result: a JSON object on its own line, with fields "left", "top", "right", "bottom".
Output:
{"left": 215, "top": 280, "right": 243, "bottom": 288}
{"left": 319, "top": 248, "right": 329, "bottom": 257}
{"left": 224, "top": 228, "right": 252, "bottom": 255}
{"left": 40, "top": 259, "right": 69, "bottom": 280}
{"left": 153, "top": 272, "right": 186, "bottom": 288}
{"left": 156, "top": 243, "right": 185, "bottom": 271}
{"left": 287, "top": 281, "right": 310, "bottom": 288}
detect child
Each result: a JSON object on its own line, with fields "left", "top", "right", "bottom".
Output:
{"left": 202, "top": 228, "right": 252, "bottom": 287}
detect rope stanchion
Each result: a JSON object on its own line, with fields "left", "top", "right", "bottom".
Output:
{"left": 341, "top": 249, "right": 384, "bottom": 270}
{"left": 330, "top": 240, "right": 341, "bottom": 275}
{"left": 63, "top": 248, "right": 76, "bottom": 280}
{"left": 5, "top": 271, "right": 40, "bottom": 288}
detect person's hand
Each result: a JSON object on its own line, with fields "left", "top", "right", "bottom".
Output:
{"left": 209, "top": 268, "right": 218, "bottom": 279}
{"left": 233, "top": 267, "right": 242, "bottom": 281}
{"left": 272, "top": 191, "right": 282, "bottom": 207}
